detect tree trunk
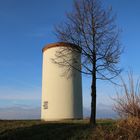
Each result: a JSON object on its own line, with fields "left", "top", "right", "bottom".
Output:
{"left": 90, "top": 70, "right": 96, "bottom": 127}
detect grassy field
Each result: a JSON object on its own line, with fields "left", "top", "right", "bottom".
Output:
{"left": 0, "top": 119, "right": 117, "bottom": 140}
{"left": 0, "top": 119, "right": 139, "bottom": 140}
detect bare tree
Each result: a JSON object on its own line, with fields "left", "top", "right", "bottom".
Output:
{"left": 114, "top": 72, "right": 140, "bottom": 118}
{"left": 54, "top": 0, "right": 122, "bottom": 127}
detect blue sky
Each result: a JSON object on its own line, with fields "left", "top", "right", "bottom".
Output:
{"left": 0, "top": 0, "right": 140, "bottom": 119}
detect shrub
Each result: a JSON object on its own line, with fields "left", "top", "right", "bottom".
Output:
{"left": 114, "top": 72, "right": 140, "bottom": 118}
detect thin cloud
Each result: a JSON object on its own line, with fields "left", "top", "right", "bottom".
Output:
{"left": 0, "top": 86, "right": 41, "bottom": 100}
{"left": 0, "top": 107, "right": 41, "bottom": 120}
{"left": 0, "top": 103, "right": 117, "bottom": 120}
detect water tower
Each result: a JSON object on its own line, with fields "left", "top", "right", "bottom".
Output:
{"left": 41, "top": 42, "right": 83, "bottom": 121}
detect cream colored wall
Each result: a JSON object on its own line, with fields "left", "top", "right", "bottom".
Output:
{"left": 41, "top": 46, "right": 83, "bottom": 121}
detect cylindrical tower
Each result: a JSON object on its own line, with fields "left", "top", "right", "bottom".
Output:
{"left": 41, "top": 42, "right": 83, "bottom": 121}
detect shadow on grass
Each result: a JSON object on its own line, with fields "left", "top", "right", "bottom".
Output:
{"left": 0, "top": 122, "right": 91, "bottom": 140}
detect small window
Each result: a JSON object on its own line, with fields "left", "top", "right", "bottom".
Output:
{"left": 43, "top": 101, "right": 48, "bottom": 109}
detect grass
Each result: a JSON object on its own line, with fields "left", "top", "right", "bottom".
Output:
{"left": 0, "top": 119, "right": 117, "bottom": 140}
{"left": 1, "top": 119, "right": 139, "bottom": 140}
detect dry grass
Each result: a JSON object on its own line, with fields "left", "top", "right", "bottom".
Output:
{"left": 116, "top": 117, "right": 140, "bottom": 140}
{"left": 0, "top": 119, "right": 140, "bottom": 140}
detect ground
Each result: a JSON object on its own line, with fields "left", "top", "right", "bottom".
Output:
{"left": 0, "top": 119, "right": 117, "bottom": 140}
